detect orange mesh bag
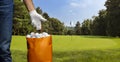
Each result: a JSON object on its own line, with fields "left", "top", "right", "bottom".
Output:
{"left": 26, "top": 36, "right": 52, "bottom": 62}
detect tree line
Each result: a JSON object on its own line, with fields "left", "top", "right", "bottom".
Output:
{"left": 13, "top": 0, "right": 120, "bottom": 37}
{"left": 13, "top": 0, "right": 65, "bottom": 35}
{"left": 68, "top": 0, "right": 120, "bottom": 37}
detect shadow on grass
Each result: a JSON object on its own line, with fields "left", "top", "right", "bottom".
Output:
{"left": 11, "top": 49, "right": 120, "bottom": 62}
{"left": 53, "top": 49, "right": 120, "bottom": 62}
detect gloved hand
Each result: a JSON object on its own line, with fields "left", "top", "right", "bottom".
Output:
{"left": 29, "top": 10, "right": 47, "bottom": 30}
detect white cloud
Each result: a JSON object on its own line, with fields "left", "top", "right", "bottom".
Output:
{"left": 70, "top": 2, "right": 80, "bottom": 7}
{"left": 69, "top": 10, "right": 73, "bottom": 13}
{"left": 70, "top": 2, "right": 88, "bottom": 8}
{"left": 69, "top": 0, "right": 106, "bottom": 9}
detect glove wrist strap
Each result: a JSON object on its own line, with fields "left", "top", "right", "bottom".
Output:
{"left": 29, "top": 10, "right": 37, "bottom": 16}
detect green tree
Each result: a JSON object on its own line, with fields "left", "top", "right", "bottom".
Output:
{"left": 48, "top": 18, "right": 65, "bottom": 35}
{"left": 105, "top": 0, "right": 120, "bottom": 36}
{"left": 74, "top": 21, "right": 81, "bottom": 35}
{"left": 92, "top": 16, "right": 102, "bottom": 35}
{"left": 36, "top": 7, "right": 43, "bottom": 14}
{"left": 91, "top": 10, "right": 107, "bottom": 36}
{"left": 67, "top": 30, "right": 74, "bottom": 35}
{"left": 98, "top": 10, "right": 107, "bottom": 36}
{"left": 42, "top": 12, "right": 50, "bottom": 19}
{"left": 81, "top": 19, "right": 92, "bottom": 35}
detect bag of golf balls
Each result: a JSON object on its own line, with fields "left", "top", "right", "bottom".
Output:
{"left": 26, "top": 32, "right": 52, "bottom": 62}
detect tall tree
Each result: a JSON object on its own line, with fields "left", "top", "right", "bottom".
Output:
{"left": 98, "top": 10, "right": 107, "bottom": 36}
{"left": 74, "top": 21, "right": 81, "bottom": 35}
{"left": 48, "top": 18, "right": 65, "bottom": 35}
{"left": 91, "top": 16, "right": 99, "bottom": 35}
{"left": 91, "top": 9, "right": 107, "bottom": 36}
{"left": 105, "top": 0, "right": 120, "bottom": 36}
{"left": 81, "top": 19, "right": 92, "bottom": 35}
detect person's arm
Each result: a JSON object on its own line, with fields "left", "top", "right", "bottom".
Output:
{"left": 23, "top": 0, "right": 47, "bottom": 30}
{"left": 23, "top": 0, "right": 35, "bottom": 12}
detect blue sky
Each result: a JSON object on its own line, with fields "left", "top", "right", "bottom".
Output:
{"left": 33, "top": 0, "right": 107, "bottom": 26}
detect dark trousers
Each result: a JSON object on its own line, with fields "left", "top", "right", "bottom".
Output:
{"left": 0, "top": 0, "right": 13, "bottom": 62}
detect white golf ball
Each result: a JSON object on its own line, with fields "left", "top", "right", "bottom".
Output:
{"left": 26, "top": 35, "right": 31, "bottom": 38}
{"left": 35, "top": 33, "right": 39, "bottom": 35}
{"left": 42, "top": 32, "right": 49, "bottom": 36}
{"left": 27, "top": 32, "right": 50, "bottom": 38}
{"left": 30, "top": 32, "right": 36, "bottom": 38}
{"left": 35, "top": 33, "right": 39, "bottom": 38}
{"left": 30, "top": 32, "right": 35, "bottom": 35}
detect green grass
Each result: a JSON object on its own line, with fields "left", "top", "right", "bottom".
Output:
{"left": 11, "top": 35, "right": 120, "bottom": 62}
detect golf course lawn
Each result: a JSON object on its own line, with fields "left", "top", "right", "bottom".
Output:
{"left": 11, "top": 35, "right": 120, "bottom": 62}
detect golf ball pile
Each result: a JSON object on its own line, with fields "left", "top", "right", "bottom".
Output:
{"left": 26, "top": 32, "right": 50, "bottom": 38}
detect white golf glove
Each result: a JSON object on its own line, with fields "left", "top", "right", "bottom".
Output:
{"left": 29, "top": 10, "right": 47, "bottom": 30}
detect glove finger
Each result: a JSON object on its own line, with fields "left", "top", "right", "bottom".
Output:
{"left": 38, "top": 14, "right": 47, "bottom": 22}
{"left": 36, "top": 21, "right": 41, "bottom": 30}
{"left": 31, "top": 20, "right": 36, "bottom": 27}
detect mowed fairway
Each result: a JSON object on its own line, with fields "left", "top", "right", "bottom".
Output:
{"left": 11, "top": 35, "right": 120, "bottom": 62}
{"left": 53, "top": 36, "right": 117, "bottom": 51}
